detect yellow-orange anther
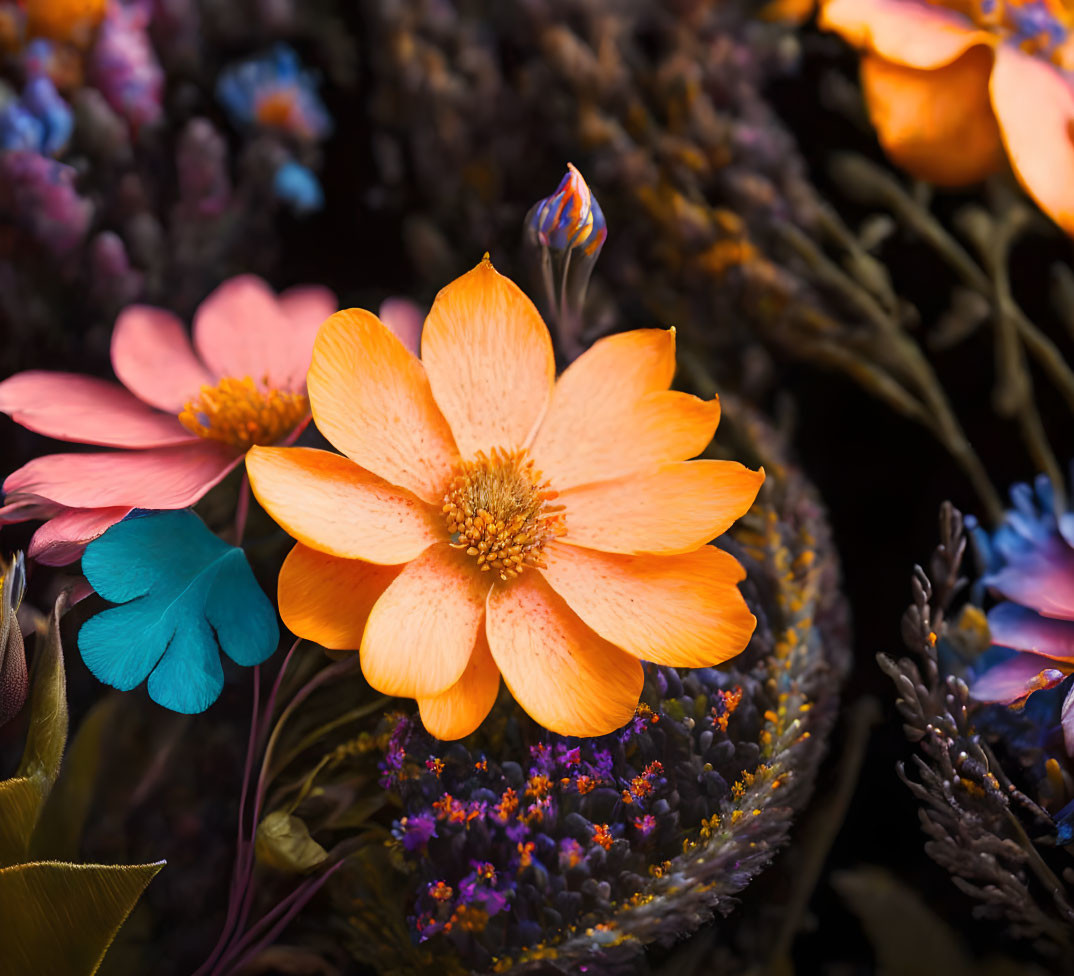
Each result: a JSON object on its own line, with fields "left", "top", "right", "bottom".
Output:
{"left": 442, "top": 448, "right": 565, "bottom": 582}
{"left": 178, "top": 377, "right": 309, "bottom": 451}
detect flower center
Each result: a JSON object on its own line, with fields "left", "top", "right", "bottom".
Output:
{"left": 178, "top": 377, "right": 309, "bottom": 451}
{"left": 255, "top": 89, "right": 298, "bottom": 129}
{"left": 441, "top": 448, "right": 566, "bottom": 582}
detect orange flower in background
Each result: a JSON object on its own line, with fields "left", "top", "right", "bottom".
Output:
{"left": 821, "top": 0, "right": 1074, "bottom": 233}
{"left": 246, "top": 257, "right": 764, "bottom": 740}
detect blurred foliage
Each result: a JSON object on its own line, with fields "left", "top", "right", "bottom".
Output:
{"left": 0, "top": 592, "right": 163, "bottom": 976}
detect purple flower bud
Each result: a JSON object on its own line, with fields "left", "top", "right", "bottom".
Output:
{"left": 176, "top": 117, "right": 231, "bottom": 216}
{"left": 91, "top": 1, "right": 164, "bottom": 130}
{"left": 0, "top": 151, "right": 92, "bottom": 255}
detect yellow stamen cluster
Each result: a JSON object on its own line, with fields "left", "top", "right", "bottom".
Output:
{"left": 178, "top": 376, "right": 309, "bottom": 451}
{"left": 442, "top": 448, "right": 565, "bottom": 581}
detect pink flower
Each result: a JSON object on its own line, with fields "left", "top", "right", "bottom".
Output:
{"left": 0, "top": 275, "right": 338, "bottom": 564}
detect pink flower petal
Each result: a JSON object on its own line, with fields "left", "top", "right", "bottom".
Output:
{"left": 3, "top": 442, "right": 241, "bottom": 510}
{"left": 989, "top": 601, "right": 1074, "bottom": 660}
{"left": 0, "top": 372, "right": 197, "bottom": 448}
{"left": 971, "top": 652, "right": 1068, "bottom": 705}
{"left": 28, "top": 506, "right": 132, "bottom": 566}
{"left": 0, "top": 493, "right": 63, "bottom": 523}
{"left": 194, "top": 275, "right": 315, "bottom": 391}
{"left": 276, "top": 285, "right": 339, "bottom": 390}
{"left": 378, "top": 297, "right": 424, "bottom": 358}
{"left": 985, "top": 537, "right": 1074, "bottom": 618}
{"left": 111, "top": 305, "right": 214, "bottom": 412}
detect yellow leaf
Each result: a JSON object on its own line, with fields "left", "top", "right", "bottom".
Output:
{"left": 0, "top": 594, "right": 70, "bottom": 866}
{"left": 0, "top": 776, "right": 44, "bottom": 867}
{"left": 255, "top": 811, "right": 328, "bottom": 874}
{"left": 0, "top": 859, "right": 164, "bottom": 976}
{"left": 32, "top": 695, "right": 122, "bottom": 861}
{"left": 18, "top": 593, "right": 69, "bottom": 784}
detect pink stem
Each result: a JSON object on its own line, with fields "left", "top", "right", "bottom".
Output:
{"left": 233, "top": 650, "right": 354, "bottom": 945}
{"left": 192, "top": 664, "right": 262, "bottom": 976}
{"left": 234, "top": 473, "right": 251, "bottom": 546}
{"left": 211, "top": 861, "right": 344, "bottom": 976}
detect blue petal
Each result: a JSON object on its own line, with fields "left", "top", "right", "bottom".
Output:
{"left": 79, "top": 598, "right": 172, "bottom": 691}
{"left": 78, "top": 510, "right": 279, "bottom": 713}
{"left": 204, "top": 549, "right": 279, "bottom": 668}
{"left": 147, "top": 615, "right": 224, "bottom": 713}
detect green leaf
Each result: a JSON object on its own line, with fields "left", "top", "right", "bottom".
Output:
{"left": 0, "top": 776, "right": 45, "bottom": 867}
{"left": 0, "top": 860, "right": 164, "bottom": 976}
{"left": 32, "top": 695, "right": 122, "bottom": 861}
{"left": 17, "top": 592, "right": 69, "bottom": 784}
{"left": 0, "top": 594, "right": 69, "bottom": 867}
{"left": 255, "top": 811, "right": 328, "bottom": 874}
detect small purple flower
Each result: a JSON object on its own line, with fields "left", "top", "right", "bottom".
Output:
{"left": 0, "top": 150, "right": 92, "bottom": 255}
{"left": 90, "top": 1, "right": 164, "bottom": 129}
{"left": 396, "top": 814, "right": 439, "bottom": 853}
{"left": 216, "top": 45, "right": 331, "bottom": 141}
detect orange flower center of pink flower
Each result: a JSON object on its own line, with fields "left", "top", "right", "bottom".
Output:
{"left": 178, "top": 377, "right": 309, "bottom": 451}
{"left": 441, "top": 448, "right": 566, "bottom": 582}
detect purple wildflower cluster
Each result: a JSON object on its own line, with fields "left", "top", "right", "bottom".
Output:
{"left": 379, "top": 663, "right": 766, "bottom": 968}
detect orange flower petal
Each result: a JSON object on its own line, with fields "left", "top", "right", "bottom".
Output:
{"left": 860, "top": 48, "right": 1003, "bottom": 186}
{"left": 485, "top": 573, "right": 643, "bottom": 737}
{"left": 278, "top": 543, "right": 403, "bottom": 650}
{"left": 307, "top": 309, "right": 458, "bottom": 504}
{"left": 559, "top": 460, "right": 764, "bottom": 555}
{"left": 361, "top": 544, "right": 490, "bottom": 698}
{"left": 991, "top": 45, "right": 1074, "bottom": 236}
{"left": 421, "top": 257, "right": 555, "bottom": 456}
{"left": 539, "top": 543, "right": 755, "bottom": 668}
{"left": 820, "top": 0, "right": 994, "bottom": 69}
{"left": 530, "top": 329, "right": 720, "bottom": 489}
{"left": 417, "top": 627, "right": 501, "bottom": 740}
{"left": 246, "top": 446, "right": 441, "bottom": 563}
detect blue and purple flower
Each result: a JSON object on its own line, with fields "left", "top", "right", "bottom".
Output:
{"left": 969, "top": 474, "right": 1074, "bottom": 751}
{"left": 216, "top": 45, "right": 331, "bottom": 142}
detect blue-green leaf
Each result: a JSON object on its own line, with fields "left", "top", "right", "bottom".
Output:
{"left": 79, "top": 510, "right": 278, "bottom": 713}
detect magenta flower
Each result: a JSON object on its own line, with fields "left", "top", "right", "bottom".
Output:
{"left": 0, "top": 275, "right": 337, "bottom": 564}
{"left": 970, "top": 476, "right": 1074, "bottom": 751}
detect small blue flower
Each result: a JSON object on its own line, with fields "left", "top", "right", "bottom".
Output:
{"left": 0, "top": 76, "right": 72, "bottom": 155}
{"left": 79, "top": 510, "right": 279, "bottom": 713}
{"left": 217, "top": 45, "right": 331, "bottom": 141}
{"left": 273, "top": 160, "right": 324, "bottom": 214}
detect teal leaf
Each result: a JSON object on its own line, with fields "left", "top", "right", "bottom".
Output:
{"left": 79, "top": 510, "right": 278, "bottom": 713}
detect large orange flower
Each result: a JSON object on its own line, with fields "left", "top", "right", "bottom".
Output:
{"left": 821, "top": 0, "right": 1074, "bottom": 233}
{"left": 246, "top": 258, "right": 764, "bottom": 739}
